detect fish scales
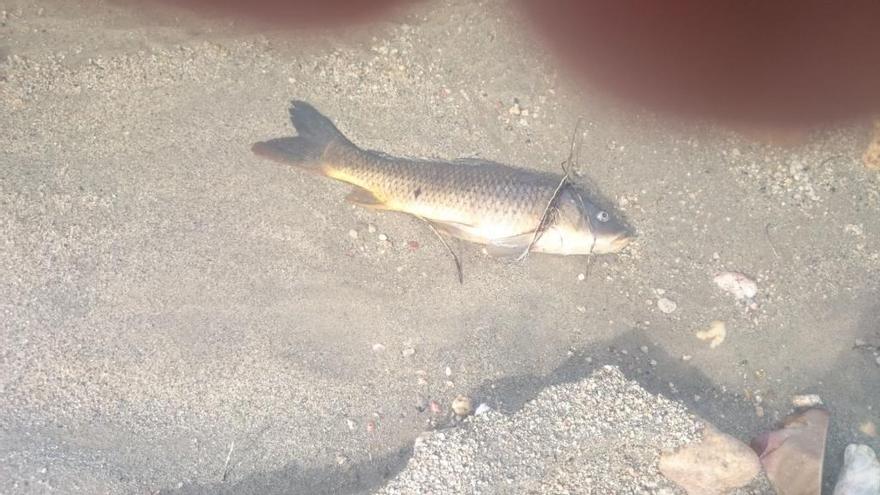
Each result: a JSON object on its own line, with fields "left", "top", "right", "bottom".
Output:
{"left": 323, "top": 141, "right": 561, "bottom": 235}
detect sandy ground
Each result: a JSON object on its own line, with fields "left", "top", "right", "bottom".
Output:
{"left": 375, "top": 366, "right": 772, "bottom": 495}
{"left": 1, "top": 0, "right": 879, "bottom": 493}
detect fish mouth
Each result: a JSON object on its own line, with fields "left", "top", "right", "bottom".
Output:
{"left": 606, "top": 232, "right": 633, "bottom": 253}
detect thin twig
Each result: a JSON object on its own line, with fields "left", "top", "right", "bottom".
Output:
{"left": 517, "top": 119, "right": 583, "bottom": 262}
{"left": 562, "top": 119, "right": 584, "bottom": 176}
{"left": 420, "top": 218, "right": 463, "bottom": 284}
{"left": 517, "top": 174, "right": 569, "bottom": 262}
{"left": 764, "top": 223, "right": 780, "bottom": 259}
{"left": 221, "top": 440, "right": 235, "bottom": 482}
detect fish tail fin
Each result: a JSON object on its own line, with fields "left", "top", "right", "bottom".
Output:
{"left": 251, "top": 100, "right": 354, "bottom": 173}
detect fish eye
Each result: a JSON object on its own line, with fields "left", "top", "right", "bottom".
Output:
{"left": 596, "top": 211, "right": 610, "bottom": 222}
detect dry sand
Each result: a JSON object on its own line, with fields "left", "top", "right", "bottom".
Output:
{"left": 1, "top": 0, "right": 879, "bottom": 493}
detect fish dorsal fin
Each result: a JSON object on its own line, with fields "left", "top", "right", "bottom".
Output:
{"left": 345, "top": 187, "right": 387, "bottom": 209}
{"left": 452, "top": 157, "right": 507, "bottom": 167}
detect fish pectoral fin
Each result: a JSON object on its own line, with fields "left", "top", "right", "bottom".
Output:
{"left": 345, "top": 187, "right": 387, "bottom": 209}
{"left": 485, "top": 232, "right": 536, "bottom": 258}
{"left": 425, "top": 220, "right": 477, "bottom": 241}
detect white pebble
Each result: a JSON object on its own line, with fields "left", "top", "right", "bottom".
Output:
{"left": 445, "top": 366, "right": 452, "bottom": 377}
{"left": 475, "top": 403, "right": 492, "bottom": 415}
{"left": 367, "top": 224, "right": 377, "bottom": 233}
{"left": 657, "top": 297, "right": 677, "bottom": 314}
{"left": 401, "top": 348, "right": 416, "bottom": 357}
{"left": 577, "top": 273, "right": 586, "bottom": 281}
{"left": 714, "top": 271, "right": 758, "bottom": 300}
{"left": 371, "top": 343, "right": 386, "bottom": 352}
{"left": 791, "top": 394, "right": 823, "bottom": 407}
{"left": 348, "top": 229, "right": 359, "bottom": 239}
{"left": 378, "top": 233, "right": 388, "bottom": 242}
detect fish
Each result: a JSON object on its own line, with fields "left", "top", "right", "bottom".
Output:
{"left": 252, "top": 100, "right": 632, "bottom": 256}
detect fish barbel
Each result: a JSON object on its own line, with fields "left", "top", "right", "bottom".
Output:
{"left": 252, "top": 100, "right": 632, "bottom": 255}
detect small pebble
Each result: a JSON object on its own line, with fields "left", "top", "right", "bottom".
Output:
{"left": 378, "top": 233, "right": 389, "bottom": 242}
{"left": 681, "top": 355, "right": 693, "bottom": 361}
{"left": 576, "top": 306, "right": 586, "bottom": 313}
{"left": 452, "top": 395, "right": 473, "bottom": 416}
{"left": 577, "top": 273, "right": 586, "bottom": 281}
{"left": 657, "top": 297, "right": 677, "bottom": 314}
{"left": 444, "top": 366, "right": 452, "bottom": 377}
{"left": 791, "top": 394, "right": 823, "bottom": 408}
{"left": 407, "top": 240, "right": 420, "bottom": 250}
{"left": 714, "top": 271, "right": 758, "bottom": 300}
{"left": 640, "top": 345, "right": 649, "bottom": 354}
{"left": 475, "top": 403, "right": 492, "bottom": 415}
{"left": 348, "top": 229, "right": 359, "bottom": 239}
{"left": 755, "top": 405, "right": 765, "bottom": 417}
{"left": 372, "top": 343, "right": 386, "bottom": 352}
{"left": 649, "top": 359, "right": 658, "bottom": 367}
{"left": 401, "top": 348, "right": 416, "bottom": 357}
{"left": 695, "top": 320, "right": 726, "bottom": 348}
{"left": 367, "top": 224, "right": 377, "bottom": 233}
{"left": 860, "top": 420, "right": 877, "bottom": 437}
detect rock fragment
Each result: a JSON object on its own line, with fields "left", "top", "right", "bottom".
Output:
{"left": 659, "top": 423, "right": 761, "bottom": 495}
{"left": 751, "top": 408, "right": 829, "bottom": 495}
